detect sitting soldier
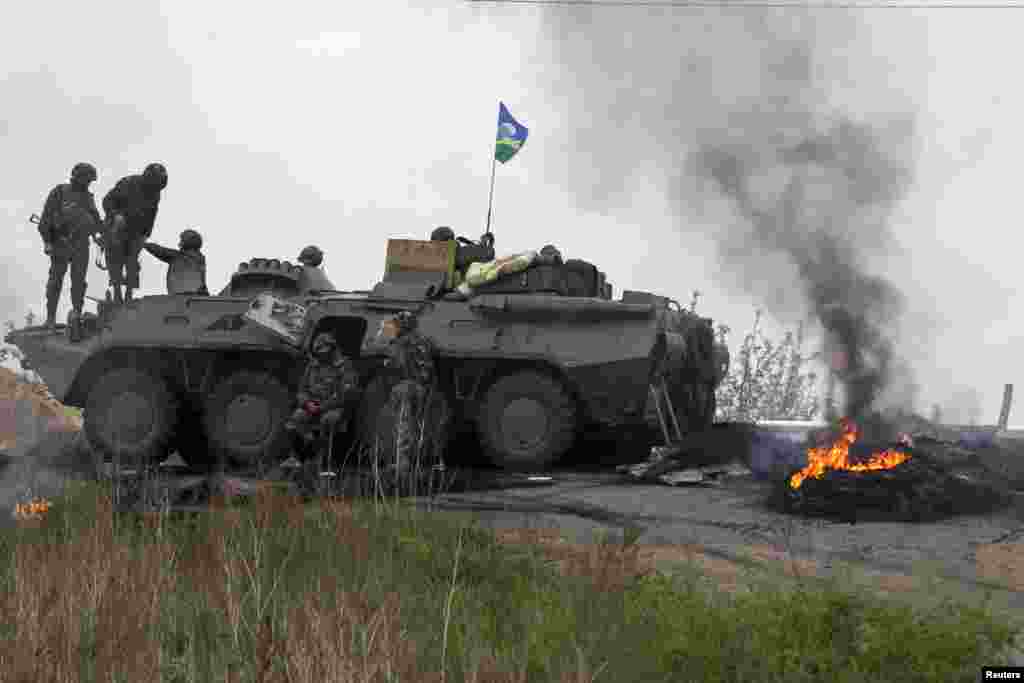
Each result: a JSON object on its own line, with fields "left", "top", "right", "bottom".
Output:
{"left": 141, "top": 229, "right": 209, "bottom": 295}
{"left": 284, "top": 331, "right": 361, "bottom": 470}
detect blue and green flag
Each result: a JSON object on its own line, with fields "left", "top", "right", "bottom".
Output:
{"left": 495, "top": 102, "right": 528, "bottom": 164}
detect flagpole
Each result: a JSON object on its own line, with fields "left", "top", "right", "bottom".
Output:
{"left": 485, "top": 153, "right": 497, "bottom": 236}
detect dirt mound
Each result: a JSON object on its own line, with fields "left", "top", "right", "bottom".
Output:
{"left": 1, "top": 341, "right": 82, "bottom": 451}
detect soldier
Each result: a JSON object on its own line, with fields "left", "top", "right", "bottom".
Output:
{"left": 297, "top": 245, "right": 324, "bottom": 268}
{"left": 102, "top": 163, "right": 168, "bottom": 304}
{"left": 284, "top": 331, "right": 361, "bottom": 470}
{"left": 141, "top": 229, "right": 209, "bottom": 295}
{"left": 377, "top": 310, "right": 448, "bottom": 474}
{"left": 296, "top": 244, "right": 335, "bottom": 293}
{"left": 37, "top": 163, "right": 104, "bottom": 332}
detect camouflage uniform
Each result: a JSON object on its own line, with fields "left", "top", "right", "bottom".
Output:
{"left": 102, "top": 163, "right": 167, "bottom": 302}
{"left": 37, "top": 163, "right": 103, "bottom": 326}
{"left": 142, "top": 229, "right": 209, "bottom": 295}
{"left": 383, "top": 311, "right": 448, "bottom": 472}
{"left": 285, "top": 333, "right": 361, "bottom": 463}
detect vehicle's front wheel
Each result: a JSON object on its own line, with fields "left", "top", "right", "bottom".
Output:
{"left": 84, "top": 367, "right": 178, "bottom": 464}
{"left": 203, "top": 370, "right": 292, "bottom": 469}
{"left": 478, "top": 371, "right": 577, "bottom": 470}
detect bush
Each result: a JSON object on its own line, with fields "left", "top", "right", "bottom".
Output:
{"left": 710, "top": 307, "right": 822, "bottom": 423}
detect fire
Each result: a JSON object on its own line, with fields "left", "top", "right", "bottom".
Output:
{"left": 14, "top": 497, "right": 52, "bottom": 521}
{"left": 789, "top": 418, "right": 911, "bottom": 489}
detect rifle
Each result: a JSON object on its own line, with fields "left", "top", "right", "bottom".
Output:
{"left": 31, "top": 213, "right": 107, "bottom": 270}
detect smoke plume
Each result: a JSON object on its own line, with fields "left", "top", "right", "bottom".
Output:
{"left": 691, "top": 114, "right": 916, "bottom": 421}
{"left": 537, "top": 9, "right": 925, "bottom": 422}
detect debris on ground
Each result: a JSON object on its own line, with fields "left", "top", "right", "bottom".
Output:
{"left": 620, "top": 412, "right": 1024, "bottom": 507}
{"left": 782, "top": 446, "right": 1009, "bottom": 522}
{"left": 619, "top": 423, "right": 757, "bottom": 484}
{"left": 1, "top": 340, "right": 82, "bottom": 452}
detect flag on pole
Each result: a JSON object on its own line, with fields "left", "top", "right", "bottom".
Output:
{"left": 495, "top": 102, "right": 528, "bottom": 164}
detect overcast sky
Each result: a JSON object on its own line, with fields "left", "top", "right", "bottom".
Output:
{"left": 1, "top": 1, "right": 1020, "bottom": 425}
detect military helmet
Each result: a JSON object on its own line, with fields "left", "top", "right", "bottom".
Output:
{"left": 539, "top": 244, "right": 563, "bottom": 264}
{"left": 430, "top": 226, "right": 455, "bottom": 242}
{"left": 70, "top": 162, "right": 97, "bottom": 184}
{"left": 311, "top": 332, "right": 338, "bottom": 357}
{"left": 179, "top": 229, "right": 202, "bottom": 251}
{"left": 143, "top": 163, "right": 168, "bottom": 189}
{"left": 298, "top": 245, "right": 324, "bottom": 267}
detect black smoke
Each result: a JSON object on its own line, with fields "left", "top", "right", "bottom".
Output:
{"left": 535, "top": 8, "right": 924, "bottom": 422}
{"left": 691, "top": 116, "right": 916, "bottom": 422}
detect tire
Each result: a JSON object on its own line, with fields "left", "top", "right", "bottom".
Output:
{"left": 478, "top": 371, "right": 577, "bottom": 470}
{"left": 84, "top": 367, "right": 178, "bottom": 464}
{"left": 203, "top": 370, "right": 292, "bottom": 469}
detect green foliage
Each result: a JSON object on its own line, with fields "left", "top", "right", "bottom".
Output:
{"left": 1, "top": 481, "right": 1020, "bottom": 682}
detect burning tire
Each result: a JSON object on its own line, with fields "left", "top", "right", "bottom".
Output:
{"left": 479, "top": 371, "right": 578, "bottom": 470}
{"left": 84, "top": 367, "right": 178, "bottom": 464}
{"left": 203, "top": 370, "right": 292, "bottom": 469}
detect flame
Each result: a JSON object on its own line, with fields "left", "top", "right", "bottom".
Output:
{"left": 14, "top": 497, "right": 52, "bottom": 521}
{"left": 789, "top": 418, "right": 911, "bottom": 489}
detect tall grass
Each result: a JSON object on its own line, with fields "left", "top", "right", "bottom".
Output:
{"left": 1, "top": 480, "right": 1019, "bottom": 682}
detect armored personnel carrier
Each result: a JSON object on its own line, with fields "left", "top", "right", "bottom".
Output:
{"left": 5, "top": 233, "right": 729, "bottom": 471}
{"left": 4, "top": 259, "right": 340, "bottom": 467}
{"left": 276, "top": 232, "right": 729, "bottom": 469}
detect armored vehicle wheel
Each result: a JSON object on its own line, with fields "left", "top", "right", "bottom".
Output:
{"left": 203, "top": 370, "right": 292, "bottom": 469}
{"left": 479, "top": 371, "right": 577, "bottom": 470}
{"left": 84, "top": 367, "right": 178, "bottom": 463}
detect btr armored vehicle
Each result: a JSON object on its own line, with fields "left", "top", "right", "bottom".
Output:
{"left": 5, "top": 232, "right": 729, "bottom": 471}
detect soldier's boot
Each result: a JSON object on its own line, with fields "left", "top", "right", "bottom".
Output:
{"left": 111, "top": 284, "right": 123, "bottom": 306}
{"left": 68, "top": 307, "right": 83, "bottom": 343}
{"left": 124, "top": 288, "right": 134, "bottom": 303}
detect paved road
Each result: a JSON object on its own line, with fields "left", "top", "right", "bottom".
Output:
{"left": 429, "top": 467, "right": 1024, "bottom": 613}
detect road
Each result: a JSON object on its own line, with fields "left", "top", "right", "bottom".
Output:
{"left": 428, "top": 466, "right": 1024, "bottom": 614}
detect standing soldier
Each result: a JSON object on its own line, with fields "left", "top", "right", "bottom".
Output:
{"left": 377, "top": 310, "right": 448, "bottom": 475}
{"left": 37, "top": 163, "right": 104, "bottom": 334}
{"left": 102, "top": 163, "right": 168, "bottom": 304}
{"left": 284, "top": 331, "right": 361, "bottom": 472}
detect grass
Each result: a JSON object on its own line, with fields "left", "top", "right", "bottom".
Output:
{"left": 1, "top": 478, "right": 1021, "bottom": 683}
